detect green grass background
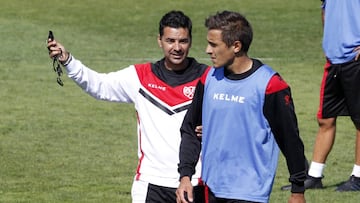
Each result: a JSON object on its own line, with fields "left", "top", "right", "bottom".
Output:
{"left": 1, "top": 0, "right": 359, "bottom": 202}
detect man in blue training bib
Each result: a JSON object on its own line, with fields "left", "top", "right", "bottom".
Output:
{"left": 176, "top": 10, "right": 306, "bottom": 203}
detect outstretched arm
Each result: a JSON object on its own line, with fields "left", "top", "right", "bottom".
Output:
{"left": 47, "top": 33, "right": 135, "bottom": 103}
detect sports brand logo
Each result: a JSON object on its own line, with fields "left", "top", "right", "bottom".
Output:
{"left": 213, "top": 93, "right": 245, "bottom": 103}
{"left": 183, "top": 86, "right": 195, "bottom": 99}
{"left": 284, "top": 95, "right": 290, "bottom": 105}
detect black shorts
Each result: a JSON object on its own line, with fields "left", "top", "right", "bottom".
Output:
{"left": 317, "top": 59, "right": 360, "bottom": 123}
{"left": 145, "top": 183, "right": 205, "bottom": 203}
{"left": 205, "top": 186, "right": 259, "bottom": 203}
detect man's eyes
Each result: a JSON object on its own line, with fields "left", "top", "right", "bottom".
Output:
{"left": 208, "top": 42, "right": 216, "bottom": 47}
{"left": 165, "top": 39, "right": 189, "bottom": 44}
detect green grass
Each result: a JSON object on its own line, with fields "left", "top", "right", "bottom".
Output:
{"left": 1, "top": 0, "right": 359, "bottom": 202}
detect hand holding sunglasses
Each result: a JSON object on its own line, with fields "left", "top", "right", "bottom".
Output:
{"left": 47, "top": 30, "right": 64, "bottom": 86}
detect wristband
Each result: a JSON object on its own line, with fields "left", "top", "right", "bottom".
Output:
{"left": 61, "top": 52, "right": 73, "bottom": 66}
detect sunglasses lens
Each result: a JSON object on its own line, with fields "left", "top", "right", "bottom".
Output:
{"left": 57, "top": 77, "right": 64, "bottom": 86}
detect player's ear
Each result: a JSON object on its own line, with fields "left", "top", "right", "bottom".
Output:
{"left": 157, "top": 34, "right": 162, "bottom": 48}
{"left": 233, "top": 40, "right": 242, "bottom": 54}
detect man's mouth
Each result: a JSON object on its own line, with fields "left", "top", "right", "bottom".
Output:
{"left": 172, "top": 53, "right": 183, "bottom": 59}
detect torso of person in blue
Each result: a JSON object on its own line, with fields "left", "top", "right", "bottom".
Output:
{"left": 176, "top": 11, "right": 306, "bottom": 203}
{"left": 322, "top": 0, "right": 360, "bottom": 64}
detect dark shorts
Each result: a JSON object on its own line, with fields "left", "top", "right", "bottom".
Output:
{"left": 145, "top": 183, "right": 205, "bottom": 203}
{"left": 205, "top": 186, "right": 259, "bottom": 203}
{"left": 317, "top": 59, "right": 360, "bottom": 124}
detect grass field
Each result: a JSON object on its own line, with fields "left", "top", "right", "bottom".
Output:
{"left": 1, "top": 0, "right": 360, "bottom": 202}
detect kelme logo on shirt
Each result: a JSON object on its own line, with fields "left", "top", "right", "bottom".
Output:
{"left": 148, "top": 83, "right": 166, "bottom": 91}
{"left": 213, "top": 93, "right": 245, "bottom": 103}
{"left": 183, "top": 86, "right": 195, "bottom": 99}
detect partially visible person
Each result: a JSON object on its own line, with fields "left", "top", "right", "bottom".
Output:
{"left": 47, "top": 10, "right": 209, "bottom": 203}
{"left": 176, "top": 10, "right": 306, "bottom": 203}
{"left": 285, "top": 0, "right": 360, "bottom": 192}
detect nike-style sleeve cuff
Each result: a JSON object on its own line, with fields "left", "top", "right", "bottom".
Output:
{"left": 178, "top": 165, "right": 194, "bottom": 181}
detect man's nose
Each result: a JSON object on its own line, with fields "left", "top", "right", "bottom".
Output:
{"left": 205, "top": 45, "right": 212, "bottom": 54}
{"left": 174, "top": 42, "right": 181, "bottom": 51}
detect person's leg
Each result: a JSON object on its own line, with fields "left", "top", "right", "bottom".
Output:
{"left": 351, "top": 128, "right": 360, "bottom": 171}
{"left": 308, "top": 117, "right": 337, "bottom": 176}
{"left": 302, "top": 60, "right": 339, "bottom": 189}
{"left": 350, "top": 128, "right": 360, "bottom": 177}
{"left": 355, "top": 129, "right": 360, "bottom": 166}
{"left": 307, "top": 59, "right": 343, "bottom": 188}
{"left": 312, "top": 118, "right": 337, "bottom": 163}
{"left": 309, "top": 60, "right": 338, "bottom": 177}
{"left": 281, "top": 61, "right": 335, "bottom": 191}
{"left": 280, "top": 117, "right": 335, "bottom": 191}
{"left": 296, "top": 117, "right": 336, "bottom": 190}
{"left": 334, "top": 60, "right": 360, "bottom": 191}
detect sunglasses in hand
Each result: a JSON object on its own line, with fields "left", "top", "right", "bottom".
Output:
{"left": 48, "top": 30, "right": 64, "bottom": 86}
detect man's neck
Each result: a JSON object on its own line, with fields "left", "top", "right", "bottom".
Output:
{"left": 226, "top": 56, "right": 252, "bottom": 74}
{"left": 164, "top": 58, "right": 189, "bottom": 72}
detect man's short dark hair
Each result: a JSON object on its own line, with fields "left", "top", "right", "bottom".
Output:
{"left": 159, "top": 10, "right": 192, "bottom": 39}
{"left": 205, "top": 10, "right": 253, "bottom": 53}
